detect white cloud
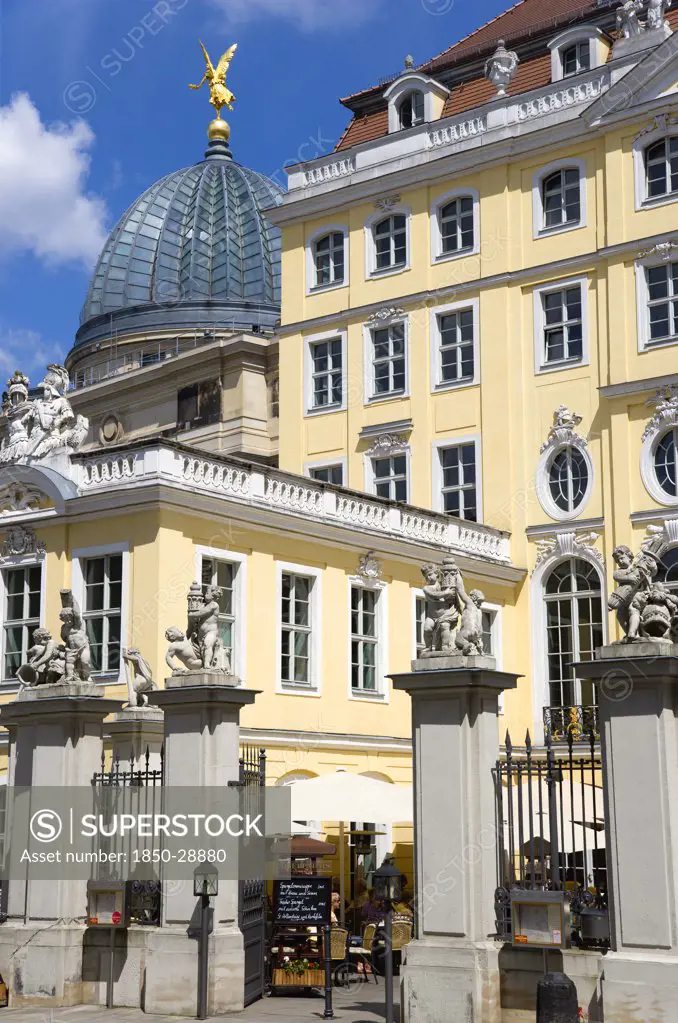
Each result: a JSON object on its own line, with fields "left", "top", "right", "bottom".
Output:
{"left": 211, "top": 0, "right": 382, "bottom": 30}
{"left": 0, "top": 93, "right": 108, "bottom": 269}
{"left": 0, "top": 328, "right": 66, "bottom": 382}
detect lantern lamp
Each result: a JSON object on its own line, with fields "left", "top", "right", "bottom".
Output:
{"left": 373, "top": 857, "right": 402, "bottom": 904}
{"left": 193, "top": 864, "right": 219, "bottom": 898}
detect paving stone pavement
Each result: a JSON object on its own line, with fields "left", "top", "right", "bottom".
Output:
{"left": 0, "top": 978, "right": 398, "bottom": 1022}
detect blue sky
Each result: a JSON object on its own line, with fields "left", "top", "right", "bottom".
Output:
{"left": 0, "top": 0, "right": 509, "bottom": 381}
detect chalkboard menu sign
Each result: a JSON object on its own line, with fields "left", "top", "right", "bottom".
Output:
{"left": 274, "top": 878, "right": 332, "bottom": 925}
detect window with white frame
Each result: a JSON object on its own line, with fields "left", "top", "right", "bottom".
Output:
{"left": 280, "top": 572, "right": 313, "bottom": 686}
{"left": 438, "top": 443, "right": 478, "bottom": 521}
{"left": 659, "top": 547, "right": 678, "bottom": 592}
{"left": 439, "top": 196, "right": 474, "bottom": 255}
{"left": 371, "top": 454, "right": 408, "bottom": 502}
{"left": 436, "top": 307, "right": 475, "bottom": 385}
{"left": 544, "top": 558, "right": 602, "bottom": 715}
{"left": 537, "top": 283, "right": 584, "bottom": 367}
{"left": 351, "top": 586, "right": 379, "bottom": 692}
{"left": 561, "top": 40, "right": 590, "bottom": 77}
{"left": 398, "top": 91, "right": 425, "bottom": 129}
{"left": 83, "top": 553, "right": 122, "bottom": 674}
{"left": 645, "top": 137, "right": 678, "bottom": 202}
{"left": 310, "top": 337, "right": 343, "bottom": 410}
{"left": 312, "top": 232, "right": 345, "bottom": 289}
{"left": 481, "top": 608, "right": 497, "bottom": 657}
{"left": 541, "top": 169, "right": 581, "bottom": 230}
{"left": 373, "top": 215, "right": 407, "bottom": 273}
{"left": 370, "top": 322, "right": 406, "bottom": 398}
{"left": 654, "top": 427, "right": 678, "bottom": 498}
{"left": 548, "top": 446, "right": 590, "bottom": 514}
{"left": 2, "top": 564, "right": 42, "bottom": 681}
{"left": 415, "top": 594, "right": 426, "bottom": 658}
{"left": 310, "top": 464, "right": 344, "bottom": 486}
{"left": 201, "top": 557, "right": 237, "bottom": 671}
{"left": 645, "top": 260, "right": 678, "bottom": 347}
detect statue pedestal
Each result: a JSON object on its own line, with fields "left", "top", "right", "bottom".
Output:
{"left": 142, "top": 673, "right": 259, "bottom": 1017}
{"left": 0, "top": 683, "right": 122, "bottom": 1008}
{"left": 107, "top": 706, "right": 164, "bottom": 772}
{"left": 575, "top": 645, "right": 678, "bottom": 1020}
{"left": 391, "top": 661, "right": 519, "bottom": 1023}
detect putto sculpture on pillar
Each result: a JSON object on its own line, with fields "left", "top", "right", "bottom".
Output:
{"left": 616, "top": 0, "right": 645, "bottom": 37}
{"left": 60, "top": 590, "right": 93, "bottom": 681}
{"left": 122, "top": 648, "right": 158, "bottom": 707}
{"left": 16, "top": 629, "right": 66, "bottom": 688}
{"left": 608, "top": 541, "right": 678, "bottom": 643}
{"left": 165, "top": 582, "right": 231, "bottom": 674}
{"left": 419, "top": 557, "right": 490, "bottom": 659}
{"left": 0, "top": 365, "right": 89, "bottom": 465}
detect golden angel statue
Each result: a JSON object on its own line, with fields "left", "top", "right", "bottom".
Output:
{"left": 189, "top": 41, "right": 238, "bottom": 120}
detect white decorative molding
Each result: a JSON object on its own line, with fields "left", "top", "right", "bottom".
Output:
{"left": 336, "top": 496, "right": 391, "bottom": 533}
{"left": 265, "top": 478, "right": 323, "bottom": 515}
{"left": 638, "top": 239, "right": 678, "bottom": 263}
{"left": 645, "top": 517, "right": 678, "bottom": 553}
{"left": 427, "top": 117, "right": 487, "bottom": 148}
{"left": 0, "top": 483, "right": 45, "bottom": 516}
{"left": 517, "top": 76, "right": 606, "bottom": 121}
{"left": 365, "top": 306, "right": 406, "bottom": 328}
{"left": 0, "top": 525, "right": 46, "bottom": 561}
{"left": 373, "top": 194, "right": 402, "bottom": 212}
{"left": 366, "top": 433, "right": 410, "bottom": 457}
{"left": 485, "top": 39, "right": 519, "bottom": 98}
{"left": 540, "top": 406, "right": 587, "bottom": 455}
{"left": 642, "top": 386, "right": 678, "bottom": 442}
{"left": 633, "top": 113, "right": 678, "bottom": 143}
{"left": 533, "top": 530, "right": 603, "bottom": 571}
{"left": 356, "top": 551, "right": 383, "bottom": 584}
{"left": 81, "top": 455, "right": 137, "bottom": 487}
{"left": 303, "top": 158, "right": 355, "bottom": 187}
{"left": 181, "top": 457, "right": 250, "bottom": 497}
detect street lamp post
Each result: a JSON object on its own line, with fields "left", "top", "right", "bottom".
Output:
{"left": 194, "top": 865, "right": 219, "bottom": 1021}
{"left": 373, "top": 856, "right": 402, "bottom": 1023}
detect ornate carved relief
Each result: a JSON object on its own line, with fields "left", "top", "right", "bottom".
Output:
{"left": 633, "top": 113, "right": 678, "bottom": 143}
{"left": 373, "top": 195, "right": 402, "bottom": 212}
{"left": 365, "top": 307, "right": 406, "bottom": 328}
{"left": 366, "top": 433, "right": 410, "bottom": 456}
{"left": 540, "top": 406, "right": 588, "bottom": 456}
{"left": 644, "top": 517, "right": 678, "bottom": 554}
{"left": 638, "top": 239, "right": 678, "bottom": 262}
{"left": 357, "top": 552, "right": 383, "bottom": 585}
{"left": 642, "top": 386, "right": 678, "bottom": 443}
{"left": 0, "top": 525, "right": 46, "bottom": 561}
{"left": 0, "top": 483, "right": 46, "bottom": 516}
{"left": 534, "top": 530, "right": 603, "bottom": 571}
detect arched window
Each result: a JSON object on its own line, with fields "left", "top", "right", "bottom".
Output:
{"left": 312, "top": 231, "right": 345, "bottom": 288}
{"left": 654, "top": 428, "right": 678, "bottom": 497}
{"left": 549, "top": 446, "right": 589, "bottom": 513}
{"left": 659, "top": 547, "right": 678, "bottom": 593}
{"left": 439, "top": 197, "right": 474, "bottom": 255}
{"left": 544, "top": 558, "right": 603, "bottom": 725}
{"left": 645, "top": 137, "right": 678, "bottom": 200}
{"left": 542, "top": 168, "right": 581, "bottom": 229}
{"left": 373, "top": 214, "right": 407, "bottom": 272}
{"left": 398, "top": 91, "right": 425, "bottom": 129}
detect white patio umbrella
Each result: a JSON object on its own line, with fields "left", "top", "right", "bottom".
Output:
{"left": 289, "top": 768, "right": 414, "bottom": 923}
{"left": 500, "top": 777, "right": 605, "bottom": 856}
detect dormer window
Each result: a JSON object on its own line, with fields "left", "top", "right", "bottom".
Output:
{"left": 398, "top": 91, "right": 425, "bottom": 130}
{"left": 548, "top": 27, "right": 609, "bottom": 83}
{"left": 561, "top": 40, "right": 590, "bottom": 78}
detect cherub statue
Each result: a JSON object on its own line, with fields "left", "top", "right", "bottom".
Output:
{"left": 186, "top": 582, "right": 230, "bottom": 671}
{"left": 59, "top": 589, "right": 92, "bottom": 681}
{"left": 420, "top": 557, "right": 469, "bottom": 655}
{"left": 16, "top": 629, "right": 66, "bottom": 687}
{"left": 608, "top": 545, "right": 660, "bottom": 641}
{"left": 616, "top": 0, "right": 644, "bottom": 38}
{"left": 455, "top": 589, "right": 487, "bottom": 657}
{"left": 189, "top": 41, "right": 238, "bottom": 120}
{"left": 122, "top": 648, "right": 158, "bottom": 708}
{"left": 647, "top": 0, "right": 670, "bottom": 31}
{"left": 165, "top": 627, "right": 203, "bottom": 674}
{"left": 632, "top": 583, "right": 678, "bottom": 643}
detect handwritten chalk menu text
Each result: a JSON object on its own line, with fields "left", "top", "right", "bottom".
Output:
{"left": 274, "top": 878, "right": 332, "bottom": 925}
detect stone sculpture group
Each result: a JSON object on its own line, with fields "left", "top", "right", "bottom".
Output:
{"left": 17, "top": 590, "right": 92, "bottom": 688}
{"left": 165, "top": 581, "right": 231, "bottom": 674}
{"left": 419, "top": 556, "right": 488, "bottom": 658}
{"left": 609, "top": 541, "right": 678, "bottom": 644}
{"left": 0, "top": 365, "right": 89, "bottom": 465}
{"left": 616, "top": 0, "right": 670, "bottom": 38}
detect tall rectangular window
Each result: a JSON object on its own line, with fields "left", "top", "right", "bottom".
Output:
{"left": 439, "top": 196, "right": 474, "bottom": 255}
{"left": 281, "top": 573, "right": 312, "bottom": 685}
{"left": 311, "top": 338, "right": 343, "bottom": 409}
{"left": 351, "top": 586, "right": 379, "bottom": 692}
{"left": 2, "top": 565, "right": 42, "bottom": 680}
{"left": 371, "top": 323, "right": 406, "bottom": 398}
{"left": 373, "top": 215, "right": 407, "bottom": 272}
{"left": 439, "top": 444, "right": 477, "bottom": 521}
{"left": 313, "top": 232, "right": 344, "bottom": 288}
{"left": 201, "top": 557, "right": 236, "bottom": 670}
{"left": 438, "top": 308, "right": 474, "bottom": 384}
{"left": 646, "top": 261, "right": 678, "bottom": 345}
{"left": 541, "top": 285, "right": 583, "bottom": 364}
{"left": 83, "top": 554, "right": 122, "bottom": 674}
{"left": 372, "top": 454, "right": 408, "bottom": 502}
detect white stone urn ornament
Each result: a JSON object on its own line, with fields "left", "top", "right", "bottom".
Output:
{"left": 485, "top": 39, "right": 519, "bottom": 98}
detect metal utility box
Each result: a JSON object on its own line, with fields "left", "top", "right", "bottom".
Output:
{"left": 87, "top": 880, "right": 129, "bottom": 928}
{"left": 510, "top": 890, "right": 570, "bottom": 949}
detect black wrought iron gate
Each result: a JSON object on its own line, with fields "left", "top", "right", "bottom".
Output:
{"left": 237, "top": 747, "right": 267, "bottom": 1007}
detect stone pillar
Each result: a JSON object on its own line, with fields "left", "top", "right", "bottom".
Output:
{"left": 391, "top": 656, "right": 519, "bottom": 1023}
{"left": 143, "top": 671, "right": 259, "bottom": 1017}
{"left": 575, "top": 643, "right": 678, "bottom": 1022}
{"left": 0, "top": 683, "right": 122, "bottom": 1008}
{"left": 106, "top": 707, "right": 165, "bottom": 772}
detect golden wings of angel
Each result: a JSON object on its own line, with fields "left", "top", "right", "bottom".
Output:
{"left": 189, "top": 41, "right": 238, "bottom": 118}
